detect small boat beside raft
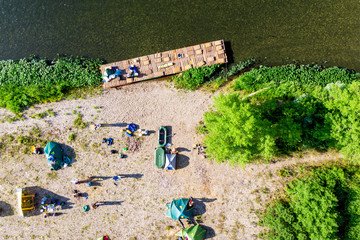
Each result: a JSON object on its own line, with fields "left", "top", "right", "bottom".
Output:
{"left": 158, "top": 126, "right": 167, "bottom": 147}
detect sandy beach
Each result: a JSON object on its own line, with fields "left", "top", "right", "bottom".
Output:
{"left": 0, "top": 81, "right": 338, "bottom": 240}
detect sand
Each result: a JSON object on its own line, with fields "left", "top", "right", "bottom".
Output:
{"left": 0, "top": 81, "right": 338, "bottom": 240}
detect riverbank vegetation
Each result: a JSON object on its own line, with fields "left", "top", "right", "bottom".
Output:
{"left": 261, "top": 164, "right": 360, "bottom": 240}
{"left": 171, "top": 64, "right": 221, "bottom": 90}
{"left": 171, "top": 59, "right": 255, "bottom": 91}
{"left": 0, "top": 56, "right": 103, "bottom": 113}
{"left": 201, "top": 65, "right": 360, "bottom": 165}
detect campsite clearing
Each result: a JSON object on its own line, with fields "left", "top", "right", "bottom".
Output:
{"left": 0, "top": 81, "right": 339, "bottom": 239}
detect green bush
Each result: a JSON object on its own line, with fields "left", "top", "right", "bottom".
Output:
{"left": 203, "top": 65, "right": 360, "bottom": 165}
{"left": 203, "top": 93, "right": 331, "bottom": 165}
{"left": 318, "top": 82, "right": 360, "bottom": 160}
{"left": 0, "top": 56, "right": 103, "bottom": 112}
{"left": 227, "top": 58, "right": 255, "bottom": 77}
{"left": 68, "top": 133, "right": 76, "bottom": 142}
{"left": 202, "top": 59, "right": 256, "bottom": 92}
{"left": 171, "top": 64, "right": 221, "bottom": 90}
{"left": 73, "top": 113, "right": 88, "bottom": 129}
{"left": 195, "top": 121, "right": 208, "bottom": 134}
{"left": 262, "top": 166, "right": 360, "bottom": 240}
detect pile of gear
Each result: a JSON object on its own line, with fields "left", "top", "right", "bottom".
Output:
{"left": 102, "top": 138, "right": 114, "bottom": 146}
{"left": 40, "top": 196, "right": 65, "bottom": 217}
{"left": 193, "top": 144, "right": 207, "bottom": 158}
{"left": 103, "top": 67, "right": 122, "bottom": 82}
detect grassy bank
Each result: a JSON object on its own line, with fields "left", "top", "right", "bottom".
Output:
{"left": 170, "top": 59, "right": 256, "bottom": 91}
{"left": 0, "top": 56, "right": 103, "bottom": 112}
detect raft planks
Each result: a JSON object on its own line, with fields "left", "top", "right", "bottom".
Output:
{"left": 100, "top": 40, "right": 227, "bottom": 89}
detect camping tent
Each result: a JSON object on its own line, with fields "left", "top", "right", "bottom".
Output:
{"left": 44, "top": 141, "right": 70, "bottom": 170}
{"left": 166, "top": 198, "right": 194, "bottom": 220}
{"left": 164, "top": 153, "right": 176, "bottom": 170}
{"left": 176, "top": 225, "right": 206, "bottom": 240}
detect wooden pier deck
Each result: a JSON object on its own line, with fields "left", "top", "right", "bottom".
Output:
{"left": 100, "top": 40, "right": 227, "bottom": 89}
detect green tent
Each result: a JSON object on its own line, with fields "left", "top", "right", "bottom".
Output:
{"left": 166, "top": 198, "right": 194, "bottom": 220}
{"left": 176, "top": 225, "right": 206, "bottom": 240}
{"left": 44, "top": 141, "right": 71, "bottom": 170}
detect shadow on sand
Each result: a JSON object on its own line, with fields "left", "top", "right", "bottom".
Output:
{"left": 0, "top": 201, "right": 14, "bottom": 217}
{"left": 101, "top": 123, "right": 127, "bottom": 128}
{"left": 91, "top": 174, "right": 143, "bottom": 180}
{"left": 80, "top": 174, "right": 143, "bottom": 186}
{"left": 176, "top": 154, "right": 190, "bottom": 169}
{"left": 177, "top": 147, "right": 190, "bottom": 153}
{"left": 97, "top": 201, "right": 124, "bottom": 206}
{"left": 165, "top": 125, "right": 176, "bottom": 144}
{"left": 147, "top": 130, "right": 156, "bottom": 135}
{"left": 193, "top": 198, "right": 217, "bottom": 216}
{"left": 58, "top": 143, "right": 77, "bottom": 165}
{"left": 202, "top": 224, "right": 216, "bottom": 239}
{"left": 23, "top": 186, "right": 74, "bottom": 216}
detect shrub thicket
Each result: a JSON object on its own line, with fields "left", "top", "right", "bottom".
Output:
{"left": 232, "top": 65, "right": 359, "bottom": 93}
{"left": 262, "top": 166, "right": 360, "bottom": 240}
{"left": 0, "top": 56, "right": 103, "bottom": 112}
{"left": 202, "top": 59, "right": 256, "bottom": 91}
{"left": 203, "top": 65, "right": 360, "bottom": 165}
{"left": 171, "top": 64, "right": 221, "bottom": 90}
{"left": 173, "top": 59, "right": 256, "bottom": 91}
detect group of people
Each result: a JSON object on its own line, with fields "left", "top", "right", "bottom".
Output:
{"left": 71, "top": 176, "right": 125, "bottom": 212}
{"left": 102, "top": 65, "right": 139, "bottom": 83}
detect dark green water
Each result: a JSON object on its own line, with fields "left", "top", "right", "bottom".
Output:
{"left": 1, "top": 0, "right": 359, "bottom": 71}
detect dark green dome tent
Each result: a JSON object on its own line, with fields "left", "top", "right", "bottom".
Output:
{"left": 175, "top": 225, "right": 206, "bottom": 240}
{"left": 44, "top": 141, "right": 71, "bottom": 170}
{"left": 166, "top": 198, "right": 194, "bottom": 220}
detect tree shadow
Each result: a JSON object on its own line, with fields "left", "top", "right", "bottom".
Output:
{"left": 176, "top": 154, "right": 190, "bottom": 169}
{"left": 192, "top": 198, "right": 217, "bottom": 216}
{"left": 0, "top": 201, "right": 14, "bottom": 217}
{"left": 23, "top": 186, "right": 74, "bottom": 216}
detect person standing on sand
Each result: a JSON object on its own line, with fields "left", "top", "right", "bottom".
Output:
{"left": 92, "top": 201, "right": 99, "bottom": 209}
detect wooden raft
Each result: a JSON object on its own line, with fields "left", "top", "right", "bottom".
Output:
{"left": 100, "top": 40, "right": 227, "bottom": 89}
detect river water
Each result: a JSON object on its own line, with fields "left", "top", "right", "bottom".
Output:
{"left": 0, "top": 0, "right": 359, "bottom": 71}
